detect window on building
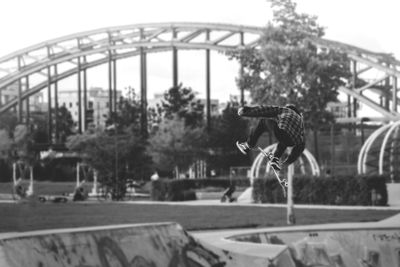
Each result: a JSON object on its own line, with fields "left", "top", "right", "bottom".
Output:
{"left": 69, "top": 102, "right": 72, "bottom": 108}
{"left": 88, "top": 101, "right": 93, "bottom": 109}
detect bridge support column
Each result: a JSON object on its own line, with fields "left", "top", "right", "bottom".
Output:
{"left": 54, "top": 65, "right": 59, "bottom": 140}
{"left": 113, "top": 59, "right": 117, "bottom": 113}
{"left": 385, "top": 64, "right": 391, "bottom": 110}
{"left": 140, "top": 31, "right": 148, "bottom": 137}
{"left": 206, "top": 30, "right": 211, "bottom": 130}
{"left": 47, "top": 66, "right": 52, "bottom": 142}
{"left": 83, "top": 57, "right": 88, "bottom": 132}
{"left": 17, "top": 57, "right": 23, "bottom": 123}
{"left": 108, "top": 50, "right": 113, "bottom": 117}
{"left": 352, "top": 61, "right": 358, "bottom": 118}
{"left": 172, "top": 28, "right": 178, "bottom": 88}
{"left": 17, "top": 79, "right": 23, "bottom": 124}
{"left": 392, "top": 76, "right": 397, "bottom": 112}
{"left": 25, "top": 77, "right": 30, "bottom": 126}
{"left": 77, "top": 57, "right": 82, "bottom": 133}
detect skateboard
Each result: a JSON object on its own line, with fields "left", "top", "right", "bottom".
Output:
{"left": 256, "top": 147, "right": 288, "bottom": 197}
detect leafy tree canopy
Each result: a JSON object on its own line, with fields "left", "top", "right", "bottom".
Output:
{"left": 56, "top": 106, "right": 75, "bottom": 142}
{"left": 147, "top": 115, "right": 207, "bottom": 172}
{"left": 67, "top": 88, "right": 152, "bottom": 195}
{"left": 162, "top": 83, "right": 204, "bottom": 128}
{"left": 229, "top": 0, "right": 351, "bottom": 128}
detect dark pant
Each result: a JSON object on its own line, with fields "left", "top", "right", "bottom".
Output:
{"left": 247, "top": 119, "right": 304, "bottom": 164}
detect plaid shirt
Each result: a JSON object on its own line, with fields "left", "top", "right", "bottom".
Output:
{"left": 241, "top": 105, "right": 305, "bottom": 145}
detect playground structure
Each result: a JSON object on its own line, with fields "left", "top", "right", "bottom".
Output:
{"left": 12, "top": 161, "right": 34, "bottom": 199}
{"left": 11, "top": 157, "right": 96, "bottom": 201}
{"left": 358, "top": 121, "right": 400, "bottom": 205}
{"left": 11, "top": 152, "right": 148, "bottom": 202}
{"left": 238, "top": 143, "right": 319, "bottom": 200}
{"left": 250, "top": 144, "right": 320, "bottom": 183}
{"left": 238, "top": 144, "right": 320, "bottom": 224}
{"left": 359, "top": 120, "right": 400, "bottom": 179}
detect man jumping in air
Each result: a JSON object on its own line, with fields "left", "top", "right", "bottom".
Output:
{"left": 236, "top": 104, "right": 305, "bottom": 172}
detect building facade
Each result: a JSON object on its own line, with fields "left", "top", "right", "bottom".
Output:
{"left": 58, "top": 87, "right": 122, "bottom": 129}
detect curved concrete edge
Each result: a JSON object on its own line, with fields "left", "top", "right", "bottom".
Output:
{"left": 0, "top": 222, "right": 280, "bottom": 267}
{"left": 194, "top": 213, "right": 400, "bottom": 267}
{"left": 1, "top": 214, "right": 399, "bottom": 267}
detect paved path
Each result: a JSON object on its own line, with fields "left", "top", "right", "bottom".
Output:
{"left": 1, "top": 197, "right": 400, "bottom": 210}
{"left": 124, "top": 199, "right": 400, "bottom": 210}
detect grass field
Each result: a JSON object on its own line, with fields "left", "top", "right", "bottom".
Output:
{"left": 0, "top": 202, "right": 398, "bottom": 233}
{"left": 1, "top": 181, "right": 398, "bottom": 234}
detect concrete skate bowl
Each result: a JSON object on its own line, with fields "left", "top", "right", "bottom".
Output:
{"left": 0, "top": 214, "right": 399, "bottom": 267}
{"left": 0, "top": 222, "right": 279, "bottom": 267}
{"left": 222, "top": 213, "right": 400, "bottom": 267}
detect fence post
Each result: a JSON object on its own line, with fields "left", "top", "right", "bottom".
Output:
{"left": 287, "top": 164, "right": 296, "bottom": 225}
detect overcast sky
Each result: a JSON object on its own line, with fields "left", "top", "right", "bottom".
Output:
{"left": 1, "top": 0, "right": 399, "bottom": 102}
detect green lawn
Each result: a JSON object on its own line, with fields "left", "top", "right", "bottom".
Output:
{"left": 0, "top": 202, "right": 397, "bottom": 233}
{"left": 1, "top": 182, "right": 398, "bottom": 234}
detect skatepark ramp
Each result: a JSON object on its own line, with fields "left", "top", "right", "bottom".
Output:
{"left": 195, "top": 213, "right": 400, "bottom": 267}
{"left": 0, "top": 222, "right": 287, "bottom": 267}
{"left": 0, "top": 214, "right": 399, "bottom": 267}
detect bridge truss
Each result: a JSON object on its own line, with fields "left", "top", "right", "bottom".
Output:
{"left": 1, "top": 22, "right": 400, "bottom": 175}
{"left": 0, "top": 22, "right": 262, "bottom": 137}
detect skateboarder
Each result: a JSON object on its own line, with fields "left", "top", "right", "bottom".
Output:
{"left": 236, "top": 104, "right": 305, "bottom": 171}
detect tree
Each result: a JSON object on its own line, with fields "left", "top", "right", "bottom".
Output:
{"left": 55, "top": 106, "right": 75, "bottom": 142}
{"left": 228, "top": 0, "right": 351, "bottom": 162}
{"left": 0, "top": 112, "right": 36, "bottom": 165}
{"left": 206, "top": 101, "right": 250, "bottom": 171}
{"left": 67, "top": 88, "right": 152, "bottom": 199}
{"left": 162, "top": 83, "right": 204, "bottom": 128}
{"left": 29, "top": 111, "right": 49, "bottom": 144}
{"left": 0, "top": 112, "right": 18, "bottom": 160}
{"left": 147, "top": 115, "right": 207, "bottom": 175}
{"left": 229, "top": 0, "right": 350, "bottom": 126}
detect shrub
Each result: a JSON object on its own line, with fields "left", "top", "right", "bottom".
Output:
{"left": 252, "top": 174, "right": 388, "bottom": 206}
{"left": 150, "top": 177, "right": 250, "bottom": 201}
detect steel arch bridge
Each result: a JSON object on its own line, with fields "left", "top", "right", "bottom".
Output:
{"left": 0, "top": 22, "right": 263, "bottom": 136}
{"left": 1, "top": 22, "right": 400, "bottom": 138}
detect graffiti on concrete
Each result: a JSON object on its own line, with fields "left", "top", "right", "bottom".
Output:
{"left": 0, "top": 223, "right": 233, "bottom": 267}
{"left": 372, "top": 232, "right": 400, "bottom": 243}
{"left": 87, "top": 235, "right": 225, "bottom": 267}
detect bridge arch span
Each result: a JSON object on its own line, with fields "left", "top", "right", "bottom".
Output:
{"left": 1, "top": 21, "right": 400, "bottom": 138}
{"left": 0, "top": 22, "right": 263, "bottom": 107}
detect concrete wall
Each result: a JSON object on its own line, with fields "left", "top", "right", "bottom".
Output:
{"left": 0, "top": 222, "right": 276, "bottom": 267}
{"left": 229, "top": 226, "right": 400, "bottom": 267}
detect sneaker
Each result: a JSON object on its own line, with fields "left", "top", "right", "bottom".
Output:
{"left": 236, "top": 141, "right": 250, "bottom": 155}
{"left": 270, "top": 157, "right": 281, "bottom": 171}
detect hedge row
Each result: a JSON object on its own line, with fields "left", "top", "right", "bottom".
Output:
{"left": 151, "top": 180, "right": 196, "bottom": 201}
{"left": 252, "top": 174, "right": 388, "bottom": 206}
{"left": 150, "top": 178, "right": 250, "bottom": 201}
